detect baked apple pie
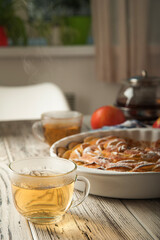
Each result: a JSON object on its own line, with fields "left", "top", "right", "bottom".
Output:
{"left": 56, "top": 135, "right": 160, "bottom": 172}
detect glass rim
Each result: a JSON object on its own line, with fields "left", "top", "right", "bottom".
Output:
{"left": 41, "top": 110, "right": 83, "bottom": 120}
{"left": 9, "top": 157, "right": 77, "bottom": 178}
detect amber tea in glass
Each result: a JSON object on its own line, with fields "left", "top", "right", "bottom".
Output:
{"left": 9, "top": 157, "right": 90, "bottom": 224}
{"left": 43, "top": 123, "right": 81, "bottom": 146}
{"left": 12, "top": 178, "right": 74, "bottom": 222}
{"left": 32, "top": 111, "right": 83, "bottom": 146}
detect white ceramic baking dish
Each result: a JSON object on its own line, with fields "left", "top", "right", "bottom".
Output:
{"left": 50, "top": 128, "right": 160, "bottom": 199}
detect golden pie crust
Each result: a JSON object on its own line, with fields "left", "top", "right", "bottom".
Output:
{"left": 56, "top": 135, "right": 160, "bottom": 172}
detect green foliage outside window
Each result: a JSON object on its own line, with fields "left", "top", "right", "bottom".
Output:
{"left": 0, "top": 0, "right": 27, "bottom": 45}
{"left": 0, "top": 0, "right": 92, "bottom": 46}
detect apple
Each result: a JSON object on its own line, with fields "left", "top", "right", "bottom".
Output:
{"left": 152, "top": 117, "right": 160, "bottom": 128}
{"left": 91, "top": 105, "right": 126, "bottom": 129}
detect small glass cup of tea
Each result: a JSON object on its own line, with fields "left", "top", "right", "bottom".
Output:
{"left": 32, "top": 111, "right": 83, "bottom": 146}
{"left": 9, "top": 157, "right": 90, "bottom": 225}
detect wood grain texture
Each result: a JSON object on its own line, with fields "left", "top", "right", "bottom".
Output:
{"left": 123, "top": 199, "right": 160, "bottom": 240}
{"left": 0, "top": 137, "right": 33, "bottom": 240}
{"left": 0, "top": 120, "right": 160, "bottom": 240}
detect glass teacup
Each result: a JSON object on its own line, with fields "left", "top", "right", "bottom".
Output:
{"left": 9, "top": 157, "right": 90, "bottom": 225}
{"left": 32, "top": 111, "right": 83, "bottom": 146}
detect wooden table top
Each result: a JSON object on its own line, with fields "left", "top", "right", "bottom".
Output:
{"left": 0, "top": 119, "right": 160, "bottom": 240}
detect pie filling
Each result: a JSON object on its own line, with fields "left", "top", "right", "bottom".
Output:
{"left": 56, "top": 135, "right": 160, "bottom": 172}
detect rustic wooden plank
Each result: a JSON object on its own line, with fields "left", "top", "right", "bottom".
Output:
{"left": 68, "top": 193, "right": 153, "bottom": 240}
{"left": 0, "top": 137, "right": 8, "bottom": 164}
{"left": 0, "top": 133, "right": 34, "bottom": 240}
{"left": 0, "top": 162, "right": 33, "bottom": 240}
{"left": 0, "top": 121, "right": 49, "bottom": 161}
{"left": 123, "top": 199, "right": 160, "bottom": 239}
{"left": 0, "top": 130, "right": 36, "bottom": 240}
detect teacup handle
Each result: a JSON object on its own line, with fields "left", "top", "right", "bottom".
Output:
{"left": 71, "top": 176, "right": 90, "bottom": 208}
{"left": 32, "top": 121, "right": 45, "bottom": 142}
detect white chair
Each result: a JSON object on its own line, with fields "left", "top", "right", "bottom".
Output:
{"left": 0, "top": 82, "right": 70, "bottom": 121}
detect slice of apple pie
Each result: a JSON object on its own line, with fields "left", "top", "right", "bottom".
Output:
{"left": 56, "top": 135, "right": 160, "bottom": 172}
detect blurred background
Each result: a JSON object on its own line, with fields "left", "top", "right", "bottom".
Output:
{"left": 0, "top": 0, "right": 160, "bottom": 115}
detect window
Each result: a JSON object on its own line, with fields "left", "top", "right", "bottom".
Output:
{"left": 0, "top": 0, "right": 92, "bottom": 47}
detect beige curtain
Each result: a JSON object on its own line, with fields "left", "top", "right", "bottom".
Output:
{"left": 91, "top": 0, "right": 150, "bottom": 82}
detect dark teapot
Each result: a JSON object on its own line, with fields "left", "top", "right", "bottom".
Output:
{"left": 115, "top": 70, "right": 160, "bottom": 122}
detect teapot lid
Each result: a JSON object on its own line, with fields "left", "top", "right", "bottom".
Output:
{"left": 128, "top": 70, "right": 160, "bottom": 85}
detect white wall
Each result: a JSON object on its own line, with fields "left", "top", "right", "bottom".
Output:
{"left": 0, "top": 47, "right": 120, "bottom": 115}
